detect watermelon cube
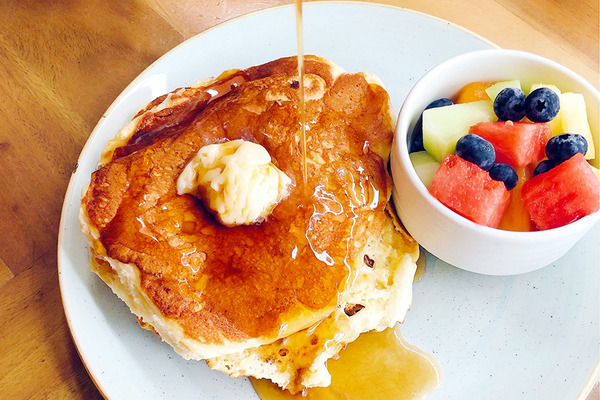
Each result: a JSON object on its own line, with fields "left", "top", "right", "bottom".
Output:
{"left": 429, "top": 155, "right": 511, "bottom": 228}
{"left": 522, "top": 153, "right": 600, "bottom": 230}
{"left": 469, "top": 121, "right": 551, "bottom": 167}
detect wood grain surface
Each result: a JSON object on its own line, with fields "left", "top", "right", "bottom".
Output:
{"left": 0, "top": 0, "right": 597, "bottom": 399}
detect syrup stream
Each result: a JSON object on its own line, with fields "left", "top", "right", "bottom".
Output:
{"left": 295, "top": 0, "right": 308, "bottom": 189}
{"left": 251, "top": 3, "right": 442, "bottom": 399}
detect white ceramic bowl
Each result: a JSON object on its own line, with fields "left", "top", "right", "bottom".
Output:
{"left": 390, "top": 49, "right": 600, "bottom": 275}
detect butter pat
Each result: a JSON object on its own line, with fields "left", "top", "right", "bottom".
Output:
{"left": 177, "top": 140, "right": 292, "bottom": 226}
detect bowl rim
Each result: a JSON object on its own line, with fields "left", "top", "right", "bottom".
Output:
{"left": 393, "top": 48, "right": 600, "bottom": 240}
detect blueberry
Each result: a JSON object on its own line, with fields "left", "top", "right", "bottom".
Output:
{"left": 455, "top": 134, "right": 496, "bottom": 171}
{"left": 533, "top": 159, "right": 556, "bottom": 176}
{"left": 409, "top": 98, "right": 453, "bottom": 153}
{"left": 489, "top": 163, "right": 518, "bottom": 190}
{"left": 494, "top": 87, "right": 526, "bottom": 121}
{"left": 524, "top": 88, "right": 560, "bottom": 122}
{"left": 426, "top": 98, "right": 454, "bottom": 110}
{"left": 545, "top": 133, "right": 588, "bottom": 164}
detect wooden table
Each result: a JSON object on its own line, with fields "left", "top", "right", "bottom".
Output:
{"left": 0, "top": 0, "right": 597, "bottom": 398}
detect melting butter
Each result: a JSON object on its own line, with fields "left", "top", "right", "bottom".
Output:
{"left": 177, "top": 139, "right": 291, "bottom": 227}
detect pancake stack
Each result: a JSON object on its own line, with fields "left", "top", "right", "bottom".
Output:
{"left": 80, "top": 55, "right": 418, "bottom": 393}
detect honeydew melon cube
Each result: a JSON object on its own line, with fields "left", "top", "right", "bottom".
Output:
{"left": 423, "top": 99, "right": 496, "bottom": 162}
{"left": 409, "top": 151, "right": 440, "bottom": 188}
{"left": 558, "top": 92, "right": 595, "bottom": 159}
{"left": 485, "top": 80, "right": 522, "bottom": 102}
{"left": 529, "top": 83, "right": 561, "bottom": 96}
{"left": 529, "top": 83, "right": 562, "bottom": 133}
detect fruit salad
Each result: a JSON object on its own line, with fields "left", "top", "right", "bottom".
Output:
{"left": 409, "top": 80, "right": 600, "bottom": 231}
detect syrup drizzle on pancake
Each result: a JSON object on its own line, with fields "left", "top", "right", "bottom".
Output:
{"left": 84, "top": 55, "right": 396, "bottom": 348}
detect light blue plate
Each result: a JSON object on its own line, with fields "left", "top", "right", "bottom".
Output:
{"left": 58, "top": 2, "right": 599, "bottom": 399}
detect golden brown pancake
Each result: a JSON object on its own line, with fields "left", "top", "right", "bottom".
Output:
{"left": 207, "top": 206, "right": 418, "bottom": 393}
{"left": 80, "top": 56, "right": 407, "bottom": 365}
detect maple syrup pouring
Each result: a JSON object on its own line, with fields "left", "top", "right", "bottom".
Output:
{"left": 295, "top": 0, "right": 308, "bottom": 191}
{"left": 250, "top": 3, "right": 442, "bottom": 399}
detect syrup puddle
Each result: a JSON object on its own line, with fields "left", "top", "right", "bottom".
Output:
{"left": 251, "top": 325, "right": 442, "bottom": 399}
{"left": 414, "top": 249, "right": 427, "bottom": 282}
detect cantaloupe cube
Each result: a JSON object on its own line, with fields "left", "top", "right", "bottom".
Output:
{"left": 455, "top": 81, "right": 493, "bottom": 103}
{"left": 498, "top": 166, "right": 534, "bottom": 232}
